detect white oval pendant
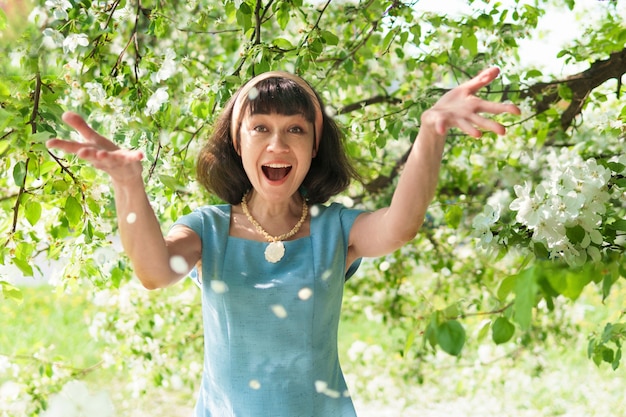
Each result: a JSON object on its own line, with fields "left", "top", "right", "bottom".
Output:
{"left": 265, "top": 241, "right": 285, "bottom": 263}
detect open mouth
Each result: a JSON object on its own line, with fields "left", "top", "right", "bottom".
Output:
{"left": 262, "top": 163, "right": 292, "bottom": 181}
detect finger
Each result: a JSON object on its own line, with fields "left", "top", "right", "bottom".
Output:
{"left": 474, "top": 100, "right": 521, "bottom": 116}
{"left": 62, "top": 111, "right": 119, "bottom": 151}
{"left": 462, "top": 67, "right": 500, "bottom": 94}
{"left": 46, "top": 138, "right": 96, "bottom": 154}
{"left": 456, "top": 118, "right": 483, "bottom": 138}
{"left": 468, "top": 114, "right": 507, "bottom": 135}
{"left": 76, "top": 148, "right": 144, "bottom": 163}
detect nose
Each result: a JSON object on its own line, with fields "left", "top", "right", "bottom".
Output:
{"left": 266, "top": 132, "right": 289, "bottom": 153}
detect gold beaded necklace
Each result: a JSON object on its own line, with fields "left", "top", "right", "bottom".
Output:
{"left": 240, "top": 190, "right": 308, "bottom": 263}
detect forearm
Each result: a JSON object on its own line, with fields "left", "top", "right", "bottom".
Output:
{"left": 387, "top": 115, "right": 446, "bottom": 239}
{"left": 112, "top": 176, "right": 180, "bottom": 289}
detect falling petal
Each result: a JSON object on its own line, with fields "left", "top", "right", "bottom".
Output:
{"left": 321, "top": 270, "right": 332, "bottom": 281}
{"left": 210, "top": 280, "right": 229, "bottom": 294}
{"left": 169, "top": 255, "right": 189, "bottom": 274}
{"left": 309, "top": 205, "right": 320, "bottom": 217}
{"left": 248, "top": 87, "right": 259, "bottom": 100}
{"left": 126, "top": 212, "right": 137, "bottom": 224}
{"left": 249, "top": 379, "right": 261, "bottom": 390}
{"left": 298, "top": 287, "right": 313, "bottom": 301}
{"left": 314, "top": 380, "right": 340, "bottom": 398}
{"left": 270, "top": 304, "right": 288, "bottom": 319}
{"left": 93, "top": 247, "right": 117, "bottom": 265}
{"left": 379, "top": 261, "right": 390, "bottom": 272}
{"left": 315, "top": 380, "right": 328, "bottom": 393}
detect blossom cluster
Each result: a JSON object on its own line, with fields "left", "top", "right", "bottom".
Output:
{"left": 474, "top": 147, "right": 623, "bottom": 267}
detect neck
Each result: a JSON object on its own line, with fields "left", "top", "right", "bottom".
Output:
{"left": 241, "top": 190, "right": 308, "bottom": 242}
{"left": 245, "top": 190, "right": 304, "bottom": 219}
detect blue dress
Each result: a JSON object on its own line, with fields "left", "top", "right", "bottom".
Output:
{"left": 174, "top": 202, "right": 364, "bottom": 417}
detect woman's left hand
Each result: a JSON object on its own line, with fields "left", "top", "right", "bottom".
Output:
{"left": 421, "top": 67, "right": 521, "bottom": 138}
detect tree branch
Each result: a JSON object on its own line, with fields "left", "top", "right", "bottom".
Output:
{"left": 336, "top": 94, "right": 402, "bottom": 115}
{"left": 9, "top": 71, "right": 42, "bottom": 237}
{"left": 356, "top": 48, "right": 626, "bottom": 198}
{"left": 521, "top": 47, "right": 626, "bottom": 130}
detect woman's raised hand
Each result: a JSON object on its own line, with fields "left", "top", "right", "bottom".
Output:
{"left": 46, "top": 112, "right": 144, "bottom": 184}
{"left": 422, "top": 67, "right": 521, "bottom": 138}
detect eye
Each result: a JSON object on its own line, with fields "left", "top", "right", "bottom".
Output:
{"left": 253, "top": 125, "right": 268, "bottom": 133}
{"left": 288, "top": 126, "right": 304, "bottom": 134}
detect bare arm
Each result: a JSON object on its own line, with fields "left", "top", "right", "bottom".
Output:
{"left": 47, "top": 112, "right": 201, "bottom": 289}
{"left": 348, "top": 68, "right": 521, "bottom": 262}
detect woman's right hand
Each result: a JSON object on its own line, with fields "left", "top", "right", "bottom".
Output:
{"left": 46, "top": 111, "right": 144, "bottom": 184}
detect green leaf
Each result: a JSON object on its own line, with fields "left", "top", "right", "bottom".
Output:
{"left": 461, "top": 33, "right": 478, "bottom": 56}
{"left": 0, "top": 8, "right": 6, "bottom": 31}
{"left": 12, "top": 161, "right": 27, "bottom": 186}
{"left": 12, "top": 257, "right": 34, "bottom": 277}
{"left": 236, "top": 3, "right": 253, "bottom": 32}
{"left": 533, "top": 241, "right": 549, "bottom": 259}
{"left": 476, "top": 319, "right": 491, "bottom": 342}
{"left": 273, "top": 38, "right": 294, "bottom": 50}
{"left": 25, "top": 201, "right": 42, "bottom": 226}
{"left": 546, "top": 268, "right": 592, "bottom": 301}
{"left": 276, "top": 3, "right": 290, "bottom": 30}
{"left": 607, "top": 161, "right": 625, "bottom": 173}
{"left": 558, "top": 84, "right": 573, "bottom": 101}
{"left": 565, "top": 225, "right": 586, "bottom": 244}
{"left": 492, "top": 317, "right": 515, "bottom": 344}
{"left": 0, "top": 140, "right": 9, "bottom": 155}
{"left": 497, "top": 274, "right": 516, "bottom": 300}
{"left": 31, "top": 131, "right": 53, "bottom": 143}
{"left": 65, "top": 195, "right": 84, "bottom": 226}
{"left": 444, "top": 205, "right": 463, "bottom": 229}
{"left": 424, "top": 313, "right": 439, "bottom": 349}
{"left": 403, "top": 329, "right": 416, "bottom": 356}
{"left": 525, "top": 69, "right": 543, "bottom": 78}
{"left": 0, "top": 281, "right": 23, "bottom": 304}
{"left": 436, "top": 319, "right": 466, "bottom": 356}
{"left": 513, "top": 267, "right": 537, "bottom": 330}
{"left": 610, "top": 219, "right": 626, "bottom": 232}
{"left": 159, "top": 174, "right": 184, "bottom": 191}
{"left": 321, "top": 30, "right": 339, "bottom": 46}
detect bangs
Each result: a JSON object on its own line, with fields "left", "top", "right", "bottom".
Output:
{"left": 242, "top": 77, "right": 317, "bottom": 123}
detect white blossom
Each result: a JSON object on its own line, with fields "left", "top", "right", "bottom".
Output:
{"left": 507, "top": 148, "right": 612, "bottom": 266}
{"left": 84, "top": 81, "right": 108, "bottom": 106}
{"left": 42, "top": 28, "right": 65, "bottom": 49}
{"left": 151, "top": 48, "right": 178, "bottom": 83}
{"left": 9, "top": 50, "right": 24, "bottom": 68}
{"left": 509, "top": 182, "right": 545, "bottom": 228}
{"left": 45, "top": 0, "right": 73, "bottom": 21}
{"left": 63, "top": 33, "right": 89, "bottom": 54}
{"left": 28, "top": 6, "right": 48, "bottom": 24}
{"left": 40, "top": 380, "right": 114, "bottom": 417}
{"left": 472, "top": 203, "right": 501, "bottom": 248}
{"left": 144, "top": 87, "right": 169, "bottom": 115}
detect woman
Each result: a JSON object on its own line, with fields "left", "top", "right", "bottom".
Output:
{"left": 47, "top": 68, "right": 520, "bottom": 416}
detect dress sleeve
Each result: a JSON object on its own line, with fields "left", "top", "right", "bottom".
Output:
{"left": 336, "top": 204, "right": 366, "bottom": 280}
{"left": 171, "top": 205, "right": 230, "bottom": 288}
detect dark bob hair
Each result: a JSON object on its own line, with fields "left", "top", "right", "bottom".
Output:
{"left": 196, "top": 75, "right": 359, "bottom": 205}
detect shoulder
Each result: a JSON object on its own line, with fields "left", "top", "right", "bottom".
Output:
{"left": 173, "top": 204, "right": 231, "bottom": 235}
{"left": 312, "top": 202, "right": 366, "bottom": 234}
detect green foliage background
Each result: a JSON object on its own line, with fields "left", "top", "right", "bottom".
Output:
{"left": 0, "top": 0, "right": 625, "bottom": 415}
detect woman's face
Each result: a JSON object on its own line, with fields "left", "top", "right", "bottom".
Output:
{"left": 238, "top": 111, "right": 316, "bottom": 201}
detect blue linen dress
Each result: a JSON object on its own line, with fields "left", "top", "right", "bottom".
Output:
{"left": 174, "top": 202, "right": 364, "bottom": 417}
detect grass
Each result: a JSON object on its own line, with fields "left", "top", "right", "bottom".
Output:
{"left": 0, "top": 286, "right": 104, "bottom": 371}
{"left": 3, "top": 284, "right": 626, "bottom": 417}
